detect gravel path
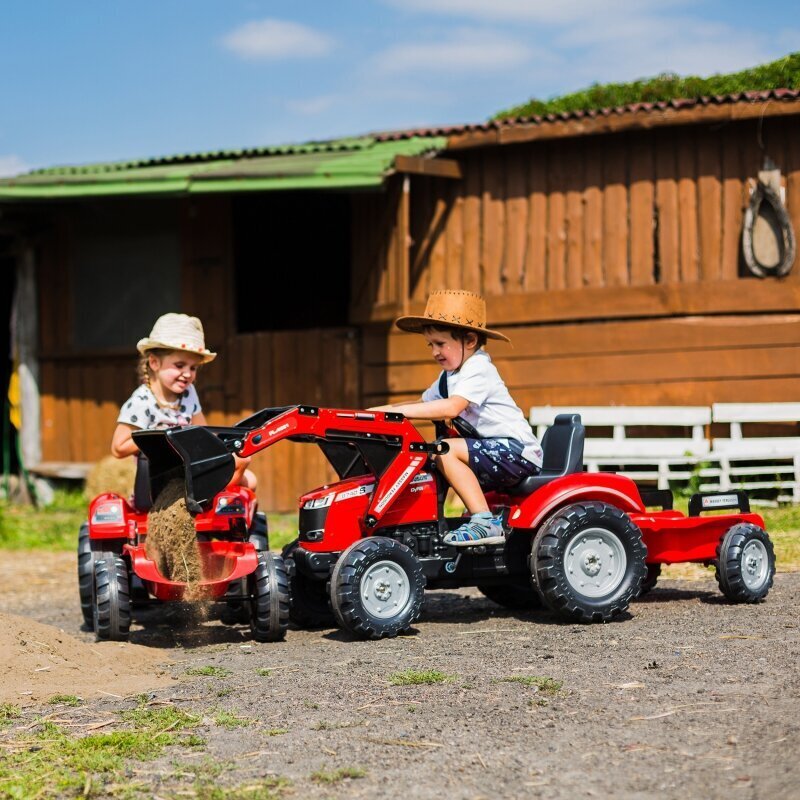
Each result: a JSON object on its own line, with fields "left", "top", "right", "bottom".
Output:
{"left": 1, "top": 550, "right": 798, "bottom": 799}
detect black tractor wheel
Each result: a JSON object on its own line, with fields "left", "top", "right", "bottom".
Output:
{"left": 637, "top": 564, "right": 662, "bottom": 598}
{"left": 330, "top": 537, "right": 425, "bottom": 640}
{"left": 222, "top": 515, "right": 270, "bottom": 625}
{"left": 77, "top": 522, "right": 94, "bottom": 627}
{"left": 477, "top": 580, "right": 542, "bottom": 609}
{"left": 92, "top": 554, "right": 131, "bottom": 641}
{"left": 531, "top": 502, "right": 647, "bottom": 623}
{"left": 248, "top": 552, "right": 290, "bottom": 642}
{"left": 282, "top": 539, "right": 335, "bottom": 628}
{"left": 715, "top": 523, "right": 775, "bottom": 603}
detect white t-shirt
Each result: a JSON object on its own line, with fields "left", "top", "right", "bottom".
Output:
{"left": 117, "top": 384, "right": 202, "bottom": 430}
{"left": 422, "top": 349, "right": 543, "bottom": 467}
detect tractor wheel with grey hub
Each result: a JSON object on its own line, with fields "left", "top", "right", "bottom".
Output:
{"left": 282, "top": 538, "right": 335, "bottom": 628}
{"left": 248, "top": 551, "right": 290, "bottom": 642}
{"left": 715, "top": 523, "right": 775, "bottom": 603}
{"left": 330, "top": 536, "right": 425, "bottom": 640}
{"left": 531, "top": 501, "right": 647, "bottom": 623}
{"left": 92, "top": 553, "right": 131, "bottom": 642}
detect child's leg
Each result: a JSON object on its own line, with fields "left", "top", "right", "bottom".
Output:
{"left": 435, "top": 439, "right": 488, "bottom": 513}
{"left": 436, "top": 440, "right": 504, "bottom": 546}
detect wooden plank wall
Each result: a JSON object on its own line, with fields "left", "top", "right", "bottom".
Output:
{"left": 365, "top": 114, "right": 800, "bottom": 412}
{"left": 401, "top": 116, "right": 800, "bottom": 295}
{"left": 364, "top": 314, "right": 800, "bottom": 413}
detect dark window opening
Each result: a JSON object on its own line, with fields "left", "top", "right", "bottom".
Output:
{"left": 70, "top": 199, "right": 181, "bottom": 351}
{"left": 233, "top": 192, "right": 351, "bottom": 332}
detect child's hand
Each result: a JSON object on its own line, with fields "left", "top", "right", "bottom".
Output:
{"left": 367, "top": 405, "right": 392, "bottom": 412}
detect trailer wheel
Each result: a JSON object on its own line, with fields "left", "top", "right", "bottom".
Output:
{"left": 282, "top": 539, "right": 335, "bottom": 628}
{"left": 77, "top": 523, "right": 94, "bottom": 627}
{"left": 715, "top": 523, "right": 775, "bottom": 603}
{"left": 477, "top": 581, "right": 542, "bottom": 609}
{"left": 92, "top": 554, "right": 131, "bottom": 641}
{"left": 330, "top": 537, "right": 425, "bottom": 640}
{"left": 248, "top": 552, "right": 290, "bottom": 642}
{"left": 637, "top": 564, "right": 662, "bottom": 598}
{"left": 531, "top": 502, "right": 647, "bottom": 623}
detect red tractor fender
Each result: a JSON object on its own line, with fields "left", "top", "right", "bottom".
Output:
{"left": 506, "top": 472, "right": 646, "bottom": 530}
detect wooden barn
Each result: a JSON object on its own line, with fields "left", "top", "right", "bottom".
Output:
{"left": 1, "top": 90, "right": 798, "bottom": 510}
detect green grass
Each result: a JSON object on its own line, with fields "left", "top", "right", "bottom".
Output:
{"left": 265, "top": 728, "right": 289, "bottom": 736}
{"left": 0, "top": 701, "right": 201, "bottom": 798}
{"left": 388, "top": 669, "right": 454, "bottom": 686}
{"left": 185, "top": 665, "right": 231, "bottom": 678}
{"left": 496, "top": 676, "right": 564, "bottom": 695}
{"left": 0, "top": 489, "right": 85, "bottom": 550}
{"left": 494, "top": 51, "right": 800, "bottom": 119}
{"left": 0, "top": 703, "right": 20, "bottom": 726}
{"left": 213, "top": 710, "right": 253, "bottom": 729}
{"left": 255, "top": 668, "right": 272, "bottom": 677}
{"left": 47, "top": 694, "right": 82, "bottom": 707}
{"left": 310, "top": 767, "right": 366, "bottom": 784}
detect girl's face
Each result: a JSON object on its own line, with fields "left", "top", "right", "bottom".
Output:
{"left": 148, "top": 351, "right": 203, "bottom": 398}
{"left": 423, "top": 329, "right": 477, "bottom": 372}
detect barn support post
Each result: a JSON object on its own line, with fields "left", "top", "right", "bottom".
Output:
{"left": 12, "top": 244, "right": 52, "bottom": 503}
{"left": 400, "top": 175, "right": 410, "bottom": 316}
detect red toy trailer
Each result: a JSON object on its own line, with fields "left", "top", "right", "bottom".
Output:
{"left": 139, "top": 406, "right": 775, "bottom": 640}
{"left": 79, "top": 432, "right": 289, "bottom": 643}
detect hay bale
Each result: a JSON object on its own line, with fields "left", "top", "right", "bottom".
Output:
{"left": 84, "top": 456, "right": 136, "bottom": 500}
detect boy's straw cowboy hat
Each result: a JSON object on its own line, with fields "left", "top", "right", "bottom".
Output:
{"left": 395, "top": 289, "right": 510, "bottom": 342}
{"left": 136, "top": 313, "right": 217, "bottom": 363}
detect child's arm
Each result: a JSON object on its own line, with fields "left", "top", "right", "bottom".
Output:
{"left": 111, "top": 423, "right": 140, "bottom": 458}
{"left": 369, "top": 396, "right": 468, "bottom": 420}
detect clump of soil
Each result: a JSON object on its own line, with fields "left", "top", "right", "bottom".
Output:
{"left": 0, "top": 611, "right": 172, "bottom": 705}
{"left": 145, "top": 479, "right": 207, "bottom": 599}
{"left": 84, "top": 455, "right": 136, "bottom": 500}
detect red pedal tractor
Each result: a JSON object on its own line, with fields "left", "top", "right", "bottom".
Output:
{"left": 79, "top": 433, "right": 289, "bottom": 643}
{"left": 136, "top": 406, "right": 776, "bottom": 640}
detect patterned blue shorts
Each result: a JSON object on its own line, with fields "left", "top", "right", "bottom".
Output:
{"left": 463, "top": 438, "right": 541, "bottom": 490}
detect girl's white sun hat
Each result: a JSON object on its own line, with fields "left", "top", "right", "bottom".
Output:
{"left": 136, "top": 313, "right": 217, "bottom": 363}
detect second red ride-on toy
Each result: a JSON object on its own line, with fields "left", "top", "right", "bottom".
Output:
{"left": 141, "top": 405, "right": 776, "bottom": 640}
{"left": 79, "top": 436, "right": 289, "bottom": 643}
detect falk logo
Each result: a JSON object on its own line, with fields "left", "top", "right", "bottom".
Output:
{"left": 267, "top": 423, "right": 290, "bottom": 437}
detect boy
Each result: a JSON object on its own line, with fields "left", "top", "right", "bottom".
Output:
{"left": 371, "top": 290, "right": 542, "bottom": 546}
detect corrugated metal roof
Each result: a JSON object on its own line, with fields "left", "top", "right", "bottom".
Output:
{"left": 0, "top": 136, "right": 445, "bottom": 199}
{"left": 371, "top": 88, "right": 800, "bottom": 141}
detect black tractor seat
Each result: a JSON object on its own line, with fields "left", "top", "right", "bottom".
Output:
{"left": 507, "top": 413, "right": 585, "bottom": 495}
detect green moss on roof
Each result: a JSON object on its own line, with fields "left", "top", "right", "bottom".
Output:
{"left": 494, "top": 51, "right": 800, "bottom": 120}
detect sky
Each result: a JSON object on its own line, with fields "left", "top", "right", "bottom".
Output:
{"left": 0, "top": 0, "right": 797, "bottom": 175}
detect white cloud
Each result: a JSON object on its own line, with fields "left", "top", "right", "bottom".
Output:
{"left": 0, "top": 155, "right": 29, "bottom": 178}
{"left": 222, "top": 19, "right": 334, "bottom": 61}
{"left": 374, "top": 29, "right": 535, "bottom": 74}
{"left": 286, "top": 94, "right": 338, "bottom": 115}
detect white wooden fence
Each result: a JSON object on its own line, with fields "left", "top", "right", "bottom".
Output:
{"left": 530, "top": 403, "right": 800, "bottom": 502}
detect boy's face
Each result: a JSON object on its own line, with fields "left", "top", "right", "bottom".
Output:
{"left": 148, "top": 351, "right": 203, "bottom": 396}
{"left": 423, "top": 328, "right": 476, "bottom": 371}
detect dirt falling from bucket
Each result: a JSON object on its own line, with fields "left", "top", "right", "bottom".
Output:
{"left": 145, "top": 478, "right": 209, "bottom": 602}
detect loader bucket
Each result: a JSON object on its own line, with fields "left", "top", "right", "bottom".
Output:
{"left": 133, "top": 426, "right": 236, "bottom": 513}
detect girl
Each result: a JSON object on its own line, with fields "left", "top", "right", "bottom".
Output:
{"left": 111, "top": 312, "right": 255, "bottom": 489}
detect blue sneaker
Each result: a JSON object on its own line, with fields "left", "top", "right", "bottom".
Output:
{"left": 443, "top": 514, "right": 505, "bottom": 547}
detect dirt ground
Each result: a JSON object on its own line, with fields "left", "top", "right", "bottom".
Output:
{"left": 0, "top": 550, "right": 798, "bottom": 799}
